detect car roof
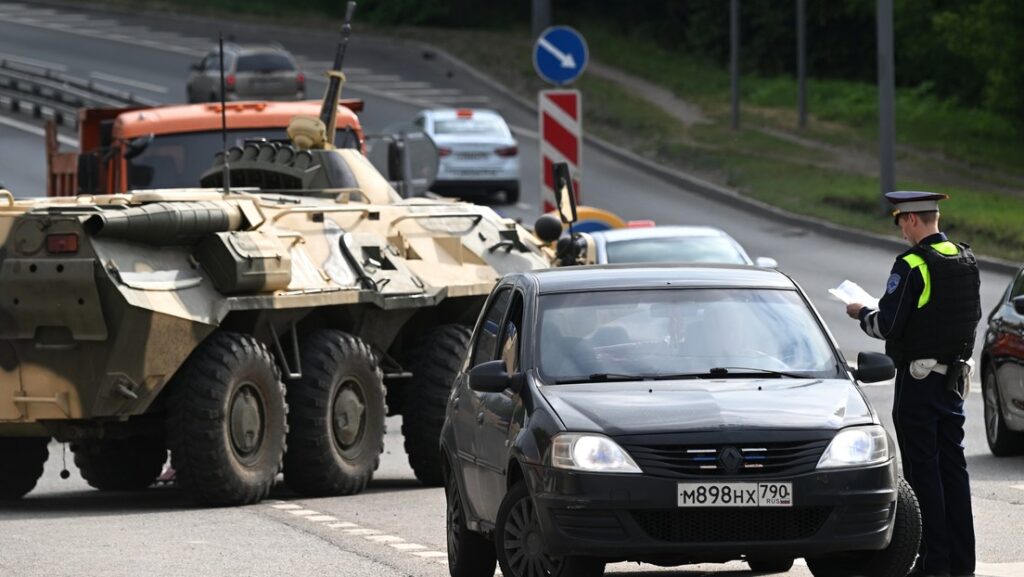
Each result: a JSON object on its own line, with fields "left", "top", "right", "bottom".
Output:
{"left": 221, "top": 44, "right": 294, "bottom": 56}
{"left": 521, "top": 264, "right": 795, "bottom": 294}
{"left": 421, "top": 108, "right": 505, "bottom": 122}
{"left": 588, "top": 225, "right": 732, "bottom": 242}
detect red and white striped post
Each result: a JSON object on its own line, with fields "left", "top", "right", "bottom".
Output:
{"left": 539, "top": 89, "right": 581, "bottom": 213}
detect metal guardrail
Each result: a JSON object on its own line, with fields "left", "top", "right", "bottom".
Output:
{"left": 0, "top": 59, "right": 159, "bottom": 129}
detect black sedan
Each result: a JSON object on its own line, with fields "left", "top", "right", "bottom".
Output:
{"left": 441, "top": 264, "right": 921, "bottom": 577}
{"left": 981, "top": 265, "right": 1024, "bottom": 455}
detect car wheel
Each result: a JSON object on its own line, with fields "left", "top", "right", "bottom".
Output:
{"left": 284, "top": 330, "right": 386, "bottom": 496}
{"left": 503, "top": 187, "right": 520, "bottom": 205}
{"left": 165, "top": 331, "right": 288, "bottom": 507}
{"left": 496, "top": 482, "right": 605, "bottom": 577}
{"left": 806, "top": 477, "right": 920, "bottom": 577}
{"left": 0, "top": 437, "right": 49, "bottom": 500}
{"left": 983, "top": 366, "right": 1024, "bottom": 456}
{"left": 446, "top": 467, "right": 496, "bottom": 577}
{"left": 746, "top": 556, "right": 794, "bottom": 573}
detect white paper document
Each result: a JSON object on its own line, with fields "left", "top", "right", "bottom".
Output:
{"left": 829, "top": 280, "right": 879, "bottom": 310}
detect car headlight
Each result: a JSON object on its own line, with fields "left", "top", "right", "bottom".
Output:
{"left": 816, "top": 425, "right": 889, "bottom": 469}
{"left": 550, "top": 433, "right": 642, "bottom": 473}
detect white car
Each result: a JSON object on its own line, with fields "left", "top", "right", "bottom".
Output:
{"left": 580, "top": 225, "right": 778, "bottom": 267}
{"left": 414, "top": 108, "right": 520, "bottom": 204}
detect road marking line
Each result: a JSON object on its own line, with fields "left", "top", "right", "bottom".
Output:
{"left": 360, "top": 81, "right": 433, "bottom": 90}
{"left": 271, "top": 503, "right": 303, "bottom": 509}
{"left": 287, "top": 509, "right": 321, "bottom": 516}
{"left": 364, "top": 535, "right": 404, "bottom": 543}
{"left": 977, "top": 562, "right": 1024, "bottom": 577}
{"left": 389, "top": 543, "right": 427, "bottom": 551}
{"left": 0, "top": 52, "right": 68, "bottom": 71}
{"left": 0, "top": 114, "right": 78, "bottom": 147}
{"left": 89, "top": 71, "right": 169, "bottom": 94}
{"left": 397, "top": 88, "right": 463, "bottom": 97}
{"left": 1011, "top": 484, "right": 1024, "bottom": 492}
{"left": 306, "top": 515, "right": 338, "bottom": 522}
{"left": 431, "top": 95, "right": 492, "bottom": 104}
{"left": 412, "top": 551, "right": 448, "bottom": 558}
{"left": 326, "top": 522, "right": 360, "bottom": 529}
{"left": 342, "top": 528, "right": 381, "bottom": 535}
{"left": 344, "top": 74, "right": 400, "bottom": 82}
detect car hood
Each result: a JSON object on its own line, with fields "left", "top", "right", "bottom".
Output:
{"left": 539, "top": 378, "right": 874, "bottom": 436}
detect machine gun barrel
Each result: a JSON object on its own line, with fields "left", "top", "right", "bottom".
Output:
{"left": 319, "top": 1, "right": 358, "bottom": 147}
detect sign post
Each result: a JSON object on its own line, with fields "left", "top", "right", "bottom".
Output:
{"left": 533, "top": 26, "right": 587, "bottom": 212}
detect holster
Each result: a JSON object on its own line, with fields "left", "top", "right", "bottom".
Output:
{"left": 943, "top": 360, "right": 966, "bottom": 398}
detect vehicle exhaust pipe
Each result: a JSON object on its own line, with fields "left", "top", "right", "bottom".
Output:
{"left": 84, "top": 202, "right": 244, "bottom": 245}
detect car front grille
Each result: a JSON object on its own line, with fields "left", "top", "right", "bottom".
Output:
{"left": 620, "top": 439, "right": 830, "bottom": 478}
{"left": 632, "top": 507, "right": 832, "bottom": 543}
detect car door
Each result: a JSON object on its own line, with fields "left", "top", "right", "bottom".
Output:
{"left": 456, "top": 285, "right": 512, "bottom": 513}
{"left": 474, "top": 289, "right": 525, "bottom": 521}
{"left": 993, "top": 270, "right": 1024, "bottom": 405}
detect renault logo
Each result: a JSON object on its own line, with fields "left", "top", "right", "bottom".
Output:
{"left": 719, "top": 446, "right": 744, "bottom": 473}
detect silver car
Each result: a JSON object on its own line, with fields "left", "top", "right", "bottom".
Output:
{"left": 582, "top": 225, "right": 778, "bottom": 267}
{"left": 187, "top": 45, "right": 305, "bottom": 103}
{"left": 414, "top": 108, "right": 520, "bottom": 204}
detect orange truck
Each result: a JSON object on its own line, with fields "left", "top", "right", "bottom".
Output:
{"left": 46, "top": 99, "right": 365, "bottom": 196}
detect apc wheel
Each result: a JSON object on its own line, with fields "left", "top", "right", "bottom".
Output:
{"left": 0, "top": 437, "right": 49, "bottom": 500}
{"left": 807, "top": 477, "right": 921, "bottom": 577}
{"left": 284, "top": 330, "right": 386, "bottom": 496}
{"left": 983, "top": 367, "right": 1024, "bottom": 456}
{"left": 746, "top": 556, "right": 794, "bottom": 573}
{"left": 165, "top": 331, "right": 287, "bottom": 507}
{"left": 446, "top": 466, "right": 496, "bottom": 577}
{"left": 72, "top": 436, "right": 167, "bottom": 491}
{"left": 496, "top": 482, "right": 605, "bottom": 577}
{"left": 401, "top": 324, "right": 472, "bottom": 486}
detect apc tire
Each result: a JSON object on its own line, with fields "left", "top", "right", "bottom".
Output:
{"left": 983, "top": 367, "right": 1024, "bottom": 456}
{"left": 72, "top": 436, "right": 167, "bottom": 491}
{"left": 746, "top": 556, "right": 794, "bottom": 573}
{"left": 165, "top": 331, "right": 287, "bottom": 507}
{"left": 806, "top": 477, "right": 921, "bottom": 577}
{"left": 284, "top": 330, "right": 386, "bottom": 496}
{"left": 446, "top": 465, "right": 496, "bottom": 577}
{"left": 497, "top": 482, "right": 605, "bottom": 577}
{"left": 0, "top": 437, "right": 49, "bottom": 500}
{"left": 401, "top": 324, "right": 472, "bottom": 486}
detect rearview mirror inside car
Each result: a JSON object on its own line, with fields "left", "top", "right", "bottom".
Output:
{"left": 1013, "top": 295, "right": 1024, "bottom": 316}
{"left": 551, "top": 162, "right": 578, "bottom": 225}
{"left": 469, "top": 360, "right": 515, "bottom": 393}
{"left": 854, "top": 352, "right": 895, "bottom": 383}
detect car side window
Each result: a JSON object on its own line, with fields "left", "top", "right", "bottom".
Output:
{"left": 1010, "top": 270, "right": 1024, "bottom": 301}
{"left": 413, "top": 116, "right": 425, "bottom": 130}
{"left": 499, "top": 293, "right": 524, "bottom": 373}
{"left": 200, "top": 54, "right": 217, "bottom": 71}
{"left": 472, "top": 287, "right": 512, "bottom": 368}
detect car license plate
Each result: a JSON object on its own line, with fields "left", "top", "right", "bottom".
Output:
{"left": 677, "top": 482, "right": 793, "bottom": 507}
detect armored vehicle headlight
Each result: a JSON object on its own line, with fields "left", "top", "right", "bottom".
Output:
{"left": 550, "top": 433, "right": 642, "bottom": 474}
{"left": 816, "top": 425, "right": 889, "bottom": 469}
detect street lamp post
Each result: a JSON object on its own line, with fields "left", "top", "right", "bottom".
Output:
{"left": 730, "top": 0, "right": 740, "bottom": 130}
{"left": 796, "top": 0, "right": 807, "bottom": 128}
{"left": 876, "top": 0, "right": 897, "bottom": 211}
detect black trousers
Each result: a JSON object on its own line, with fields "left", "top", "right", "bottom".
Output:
{"left": 893, "top": 366, "right": 976, "bottom": 575}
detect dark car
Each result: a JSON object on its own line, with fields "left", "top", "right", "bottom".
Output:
{"left": 441, "top": 265, "right": 921, "bottom": 577}
{"left": 981, "top": 265, "right": 1024, "bottom": 456}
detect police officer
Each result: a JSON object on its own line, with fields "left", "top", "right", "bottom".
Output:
{"left": 845, "top": 191, "right": 980, "bottom": 577}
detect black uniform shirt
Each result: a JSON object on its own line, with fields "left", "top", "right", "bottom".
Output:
{"left": 857, "top": 232, "right": 947, "bottom": 341}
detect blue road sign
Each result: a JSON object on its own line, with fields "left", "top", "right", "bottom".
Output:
{"left": 533, "top": 26, "right": 588, "bottom": 86}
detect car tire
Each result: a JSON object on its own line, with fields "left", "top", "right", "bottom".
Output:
{"left": 503, "top": 187, "right": 520, "bottom": 205}
{"left": 496, "top": 482, "right": 605, "bottom": 577}
{"left": 446, "top": 466, "right": 496, "bottom": 577}
{"left": 0, "top": 437, "right": 49, "bottom": 500}
{"left": 746, "top": 556, "right": 794, "bottom": 573}
{"left": 401, "top": 324, "right": 472, "bottom": 487}
{"left": 165, "top": 331, "right": 287, "bottom": 507}
{"left": 806, "top": 476, "right": 921, "bottom": 577}
{"left": 72, "top": 436, "right": 167, "bottom": 491}
{"left": 983, "top": 366, "right": 1024, "bottom": 456}
{"left": 284, "top": 330, "right": 386, "bottom": 496}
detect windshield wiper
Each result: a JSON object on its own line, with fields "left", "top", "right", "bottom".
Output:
{"left": 701, "top": 367, "right": 809, "bottom": 379}
{"left": 555, "top": 373, "right": 657, "bottom": 384}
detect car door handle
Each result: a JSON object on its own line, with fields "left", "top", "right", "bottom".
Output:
{"left": 477, "top": 412, "right": 485, "bottom": 424}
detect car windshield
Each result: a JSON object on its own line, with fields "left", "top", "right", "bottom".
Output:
{"left": 605, "top": 236, "right": 748, "bottom": 264}
{"left": 536, "top": 288, "right": 842, "bottom": 383}
{"left": 433, "top": 117, "right": 507, "bottom": 137}
{"left": 236, "top": 53, "right": 295, "bottom": 73}
{"left": 126, "top": 128, "right": 360, "bottom": 190}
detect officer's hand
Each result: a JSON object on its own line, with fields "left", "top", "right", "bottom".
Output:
{"left": 846, "top": 303, "right": 865, "bottom": 319}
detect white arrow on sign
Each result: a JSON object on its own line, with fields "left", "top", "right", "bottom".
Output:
{"left": 538, "top": 37, "right": 577, "bottom": 69}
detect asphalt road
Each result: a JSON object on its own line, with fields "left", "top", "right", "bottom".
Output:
{"left": 0, "top": 2, "right": 1021, "bottom": 577}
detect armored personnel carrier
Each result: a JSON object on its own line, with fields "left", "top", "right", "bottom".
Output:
{"left": 0, "top": 5, "right": 557, "bottom": 506}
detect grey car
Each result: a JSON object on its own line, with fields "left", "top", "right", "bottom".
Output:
{"left": 187, "top": 45, "right": 305, "bottom": 103}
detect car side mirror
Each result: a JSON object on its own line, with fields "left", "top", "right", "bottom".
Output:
{"left": 755, "top": 256, "right": 778, "bottom": 268}
{"left": 469, "top": 360, "right": 518, "bottom": 393}
{"left": 1013, "top": 295, "right": 1024, "bottom": 316}
{"left": 854, "top": 352, "right": 895, "bottom": 383}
